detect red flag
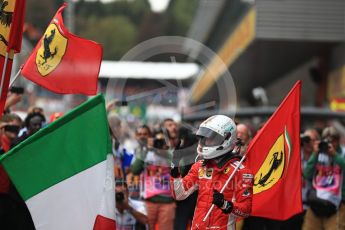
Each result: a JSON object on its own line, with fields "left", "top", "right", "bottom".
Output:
{"left": 0, "top": 0, "right": 25, "bottom": 116}
{"left": 7, "top": 0, "right": 25, "bottom": 53}
{"left": 246, "top": 81, "right": 302, "bottom": 220}
{"left": 21, "top": 3, "right": 103, "bottom": 95}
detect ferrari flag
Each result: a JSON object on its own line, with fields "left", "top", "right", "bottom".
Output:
{"left": 21, "top": 3, "right": 102, "bottom": 95}
{"left": 246, "top": 81, "right": 302, "bottom": 220}
{"left": 0, "top": 0, "right": 25, "bottom": 115}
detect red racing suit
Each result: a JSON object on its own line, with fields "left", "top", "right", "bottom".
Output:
{"left": 171, "top": 157, "right": 253, "bottom": 230}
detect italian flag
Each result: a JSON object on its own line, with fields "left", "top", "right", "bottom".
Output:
{"left": 0, "top": 94, "right": 116, "bottom": 230}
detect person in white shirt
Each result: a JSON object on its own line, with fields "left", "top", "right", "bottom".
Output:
{"left": 115, "top": 181, "right": 148, "bottom": 230}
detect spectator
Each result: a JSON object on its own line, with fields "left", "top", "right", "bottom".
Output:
{"left": 108, "top": 109, "right": 137, "bottom": 178}
{"left": 236, "top": 123, "right": 252, "bottom": 156}
{"left": 131, "top": 129, "right": 176, "bottom": 230}
{"left": 235, "top": 123, "right": 252, "bottom": 230}
{"left": 13, "top": 112, "right": 46, "bottom": 146}
{"left": 115, "top": 181, "right": 148, "bottom": 230}
{"left": 0, "top": 114, "right": 21, "bottom": 193}
{"left": 163, "top": 118, "right": 179, "bottom": 149}
{"left": 282, "top": 128, "right": 321, "bottom": 230}
{"left": 27, "top": 106, "right": 44, "bottom": 115}
{"left": 303, "top": 126, "right": 345, "bottom": 230}
{"left": 169, "top": 123, "right": 199, "bottom": 230}
{"left": 0, "top": 114, "right": 22, "bottom": 152}
{"left": 0, "top": 114, "right": 35, "bottom": 230}
{"left": 127, "top": 125, "right": 152, "bottom": 200}
{"left": 301, "top": 129, "right": 320, "bottom": 208}
{"left": 108, "top": 112, "right": 126, "bottom": 179}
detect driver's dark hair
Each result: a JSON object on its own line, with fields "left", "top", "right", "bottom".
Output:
{"left": 24, "top": 112, "right": 46, "bottom": 128}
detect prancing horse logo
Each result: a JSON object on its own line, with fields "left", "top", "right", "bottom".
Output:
{"left": 0, "top": 0, "right": 14, "bottom": 56}
{"left": 36, "top": 22, "right": 67, "bottom": 76}
{"left": 40, "top": 28, "right": 57, "bottom": 65}
{"left": 253, "top": 133, "right": 288, "bottom": 194}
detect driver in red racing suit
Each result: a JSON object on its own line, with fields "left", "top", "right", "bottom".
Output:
{"left": 170, "top": 115, "right": 253, "bottom": 230}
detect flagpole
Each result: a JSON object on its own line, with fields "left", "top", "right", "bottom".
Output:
{"left": 0, "top": 52, "right": 10, "bottom": 97}
{"left": 9, "top": 66, "right": 23, "bottom": 88}
{"left": 202, "top": 152, "right": 247, "bottom": 222}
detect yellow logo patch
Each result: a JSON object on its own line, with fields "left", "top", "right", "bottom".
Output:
{"left": 36, "top": 23, "right": 67, "bottom": 76}
{"left": 198, "top": 167, "right": 213, "bottom": 179}
{"left": 224, "top": 167, "right": 230, "bottom": 174}
{"left": 253, "top": 134, "right": 285, "bottom": 194}
{"left": 0, "top": 0, "right": 15, "bottom": 57}
{"left": 198, "top": 168, "right": 205, "bottom": 178}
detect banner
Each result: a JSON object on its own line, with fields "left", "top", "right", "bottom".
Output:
{"left": 21, "top": 3, "right": 102, "bottom": 95}
{"left": 1, "top": 94, "right": 116, "bottom": 229}
{"left": 246, "top": 81, "right": 302, "bottom": 220}
{"left": 0, "top": 0, "right": 25, "bottom": 116}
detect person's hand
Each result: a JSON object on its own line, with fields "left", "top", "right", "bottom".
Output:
{"left": 116, "top": 200, "right": 130, "bottom": 212}
{"left": 312, "top": 140, "right": 320, "bottom": 154}
{"left": 212, "top": 190, "right": 233, "bottom": 213}
{"left": 106, "top": 99, "right": 118, "bottom": 112}
{"left": 213, "top": 190, "right": 225, "bottom": 208}
{"left": 147, "top": 137, "right": 154, "bottom": 149}
{"left": 5, "top": 93, "right": 22, "bottom": 110}
{"left": 0, "top": 122, "right": 8, "bottom": 136}
{"left": 116, "top": 192, "right": 130, "bottom": 211}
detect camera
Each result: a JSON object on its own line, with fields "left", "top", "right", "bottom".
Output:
{"left": 4, "top": 125, "right": 20, "bottom": 134}
{"left": 114, "top": 101, "right": 128, "bottom": 107}
{"left": 9, "top": 86, "right": 24, "bottom": 94}
{"left": 153, "top": 138, "right": 165, "bottom": 149}
{"left": 318, "top": 139, "right": 330, "bottom": 153}
{"left": 115, "top": 192, "right": 124, "bottom": 202}
{"left": 300, "top": 134, "right": 311, "bottom": 146}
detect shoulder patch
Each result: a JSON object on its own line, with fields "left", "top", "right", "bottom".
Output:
{"left": 198, "top": 167, "right": 213, "bottom": 179}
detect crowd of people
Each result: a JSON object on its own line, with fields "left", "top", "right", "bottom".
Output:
{"left": 108, "top": 105, "right": 345, "bottom": 230}
{"left": 0, "top": 90, "right": 345, "bottom": 230}
{"left": 0, "top": 91, "right": 64, "bottom": 229}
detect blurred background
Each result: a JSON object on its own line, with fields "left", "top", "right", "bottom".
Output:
{"left": 11, "top": 0, "right": 345, "bottom": 131}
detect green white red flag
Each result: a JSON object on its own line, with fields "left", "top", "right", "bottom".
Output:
{"left": 0, "top": 94, "right": 116, "bottom": 229}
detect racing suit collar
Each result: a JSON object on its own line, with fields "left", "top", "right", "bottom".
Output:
{"left": 202, "top": 152, "right": 241, "bottom": 169}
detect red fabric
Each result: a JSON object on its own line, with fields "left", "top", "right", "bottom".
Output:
{"left": 0, "top": 0, "right": 25, "bottom": 117}
{"left": 49, "top": 112, "right": 64, "bottom": 123}
{"left": 0, "top": 166, "right": 10, "bottom": 193}
{"left": 7, "top": 0, "right": 26, "bottom": 53}
{"left": 172, "top": 158, "right": 253, "bottom": 229}
{"left": 246, "top": 81, "right": 302, "bottom": 220}
{"left": 21, "top": 3, "right": 103, "bottom": 95}
{"left": 0, "top": 135, "right": 12, "bottom": 192}
{"left": 93, "top": 215, "right": 116, "bottom": 230}
{"left": 1, "top": 135, "right": 11, "bottom": 152}
{"left": 0, "top": 57, "right": 13, "bottom": 116}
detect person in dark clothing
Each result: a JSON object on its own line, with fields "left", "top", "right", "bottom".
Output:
{"left": 12, "top": 112, "right": 46, "bottom": 146}
{"left": 0, "top": 112, "right": 46, "bottom": 230}
{"left": 172, "top": 126, "right": 198, "bottom": 230}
